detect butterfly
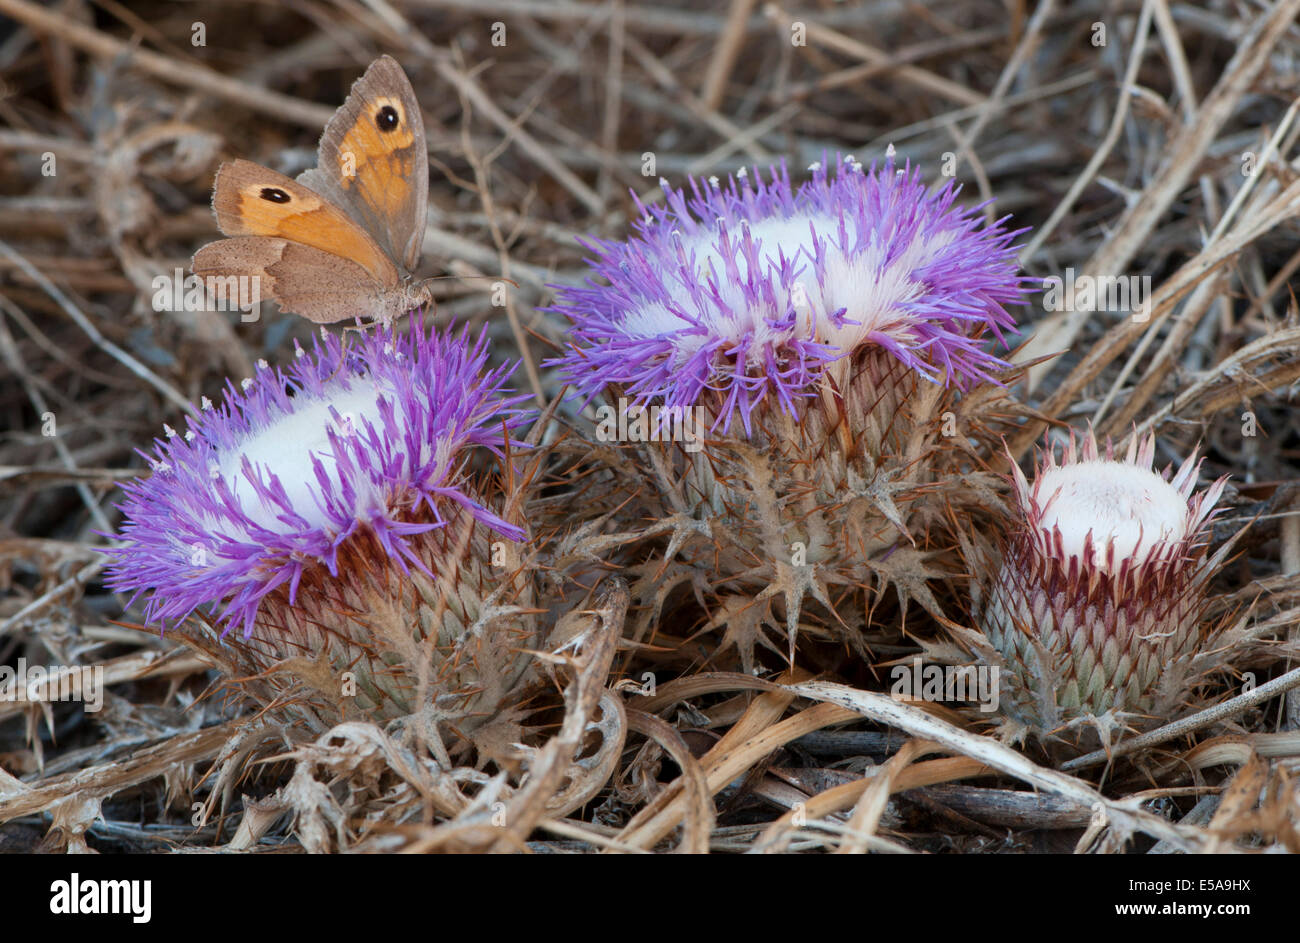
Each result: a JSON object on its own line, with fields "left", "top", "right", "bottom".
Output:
{"left": 192, "top": 56, "right": 433, "bottom": 324}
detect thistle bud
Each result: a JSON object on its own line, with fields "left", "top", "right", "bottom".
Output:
{"left": 978, "top": 431, "right": 1229, "bottom": 744}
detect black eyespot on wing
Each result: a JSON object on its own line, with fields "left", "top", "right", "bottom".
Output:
{"left": 375, "top": 105, "right": 400, "bottom": 132}
{"left": 260, "top": 187, "right": 291, "bottom": 204}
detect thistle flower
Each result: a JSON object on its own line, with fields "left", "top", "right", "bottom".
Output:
{"left": 105, "top": 322, "right": 540, "bottom": 736}
{"left": 550, "top": 155, "right": 1029, "bottom": 664}
{"left": 555, "top": 154, "right": 1023, "bottom": 432}
{"left": 977, "top": 431, "right": 1230, "bottom": 746}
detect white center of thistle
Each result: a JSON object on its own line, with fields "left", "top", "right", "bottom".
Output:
{"left": 1035, "top": 461, "right": 1189, "bottom": 568}
{"left": 625, "top": 210, "right": 947, "bottom": 364}
{"left": 218, "top": 380, "right": 396, "bottom": 532}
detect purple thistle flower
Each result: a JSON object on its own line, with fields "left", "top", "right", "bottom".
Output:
{"left": 104, "top": 320, "right": 530, "bottom": 639}
{"left": 550, "top": 154, "right": 1028, "bottom": 433}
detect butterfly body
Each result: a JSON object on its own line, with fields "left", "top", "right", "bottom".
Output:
{"left": 193, "top": 56, "right": 432, "bottom": 324}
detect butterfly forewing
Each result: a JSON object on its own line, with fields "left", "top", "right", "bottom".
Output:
{"left": 297, "top": 55, "right": 429, "bottom": 275}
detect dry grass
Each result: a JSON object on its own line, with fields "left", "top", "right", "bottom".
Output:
{"left": 2, "top": 0, "right": 1300, "bottom": 853}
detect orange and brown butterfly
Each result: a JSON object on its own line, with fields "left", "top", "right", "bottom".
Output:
{"left": 192, "top": 56, "right": 433, "bottom": 324}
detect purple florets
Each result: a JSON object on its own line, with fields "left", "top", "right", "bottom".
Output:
{"left": 550, "top": 154, "right": 1028, "bottom": 432}
{"left": 105, "top": 320, "right": 530, "bottom": 638}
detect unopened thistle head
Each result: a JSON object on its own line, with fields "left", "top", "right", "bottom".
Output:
{"left": 105, "top": 322, "right": 539, "bottom": 735}
{"left": 978, "top": 431, "right": 1229, "bottom": 743}
{"left": 550, "top": 154, "right": 1028, "bottom": 663}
